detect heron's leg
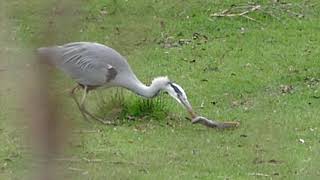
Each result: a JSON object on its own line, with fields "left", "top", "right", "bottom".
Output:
{"left": 79, "top": 86, "right": 115, "bottom": 125}
{"left": 94, "top": 90, "right": 116, "bottom": 123}
{"left": 79, "top": 86, "right": 88, "bottom": 107}
{"left": 70, "top": 85, "right": 90, "bottom": 122}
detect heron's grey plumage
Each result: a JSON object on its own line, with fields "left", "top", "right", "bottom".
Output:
{"left": 38, "top": 42, "right": 137, "bottom": 87}
{"left": 37, "top": 42, "right": 197, "bottom": 125}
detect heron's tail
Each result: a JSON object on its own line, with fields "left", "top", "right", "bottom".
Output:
{"left": 37, "top": 47, "right": 51, "bottom": 59}
{"left": 36, "top": 46, "right": 59, "bottom": 66}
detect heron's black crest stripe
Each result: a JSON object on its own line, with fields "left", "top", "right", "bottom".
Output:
{"left": 169, "top": 83, "right": 182, "bottom": 95}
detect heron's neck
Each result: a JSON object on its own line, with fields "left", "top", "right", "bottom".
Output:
{"left": 124, "top": 78, "right": 163, "bottom": 98}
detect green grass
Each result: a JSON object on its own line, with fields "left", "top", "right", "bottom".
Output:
{"left": 95, "top": 89, "right": 169, "bottom": 123}
{"left": 1, "top": 0, "right": 320, "bottom": 179}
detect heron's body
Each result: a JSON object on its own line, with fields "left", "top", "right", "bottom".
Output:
{"left": 38, "top": 42, "right": 162, "bottom": 97}
{"left": 37, "top": 42, "right": 193, "bottom": 124}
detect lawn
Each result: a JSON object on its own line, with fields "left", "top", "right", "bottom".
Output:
{"left": 1, "top": 0, "right": 320, "bottom": 179}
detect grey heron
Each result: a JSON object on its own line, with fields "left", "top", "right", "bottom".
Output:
{"left": 37, "top": 42, "right": 196, "bottom": 124}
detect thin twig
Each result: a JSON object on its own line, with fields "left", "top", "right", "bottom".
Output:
{"left": 242, "top": 15, "right": 258, "bottom": 22}
{"left": 72, "top": 130, "right": 100, "bottom": 134}
{"left": 54, "top": 158, "right": 102, "bottom": 163}
{"left": 210, "top": 1, "right": 308, "bottom": 23}
{"left": 68, "top": 167, "right": 85, "bottom": 172}
{"left": 211, "top": 5, "right": 261, "bottom": 23}
{"left": 248, "top": 172, "right": 270, "bottom": 177}
{"left": 54, "top": 157, "right": 148, "bottom": 166}
{"left": 211, "top": 5, "right": 261, "bottom": 17}
{"left": 68, "top": 167, "right": 89, "bottom": 175}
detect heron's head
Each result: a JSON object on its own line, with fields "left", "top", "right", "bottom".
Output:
{"left": 151, "top": 76, "right": 195, "bottom": 117}
{"left": 164, "top": 82, "right": 193, "bottom": 112}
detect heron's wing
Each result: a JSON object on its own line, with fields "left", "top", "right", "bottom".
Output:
{"left": 38, "top": 43, "right": 117, "bottom": 86}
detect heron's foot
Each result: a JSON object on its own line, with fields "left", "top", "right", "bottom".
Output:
{"left": 80, "top": 108, "right": 116, "bottom": 125}
{"left": 94, "top": 117, "right": 116, "bottom": 125}
{"left": 84, "top": 113, "right": 116, "bottom": 125}
{"left": 75, "top": 105, "right": 91, "bottom": 123}
{"left": 79, "top": 111, "right": 91, "bottom": 123}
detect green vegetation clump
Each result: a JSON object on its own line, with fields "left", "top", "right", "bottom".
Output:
{"left": 96, "top": 90, "right": 169, "bottom": 124}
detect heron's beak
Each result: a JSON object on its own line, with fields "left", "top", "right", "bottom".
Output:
{"left": 178, "top": 95, "right": 196, "bottom": 118}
